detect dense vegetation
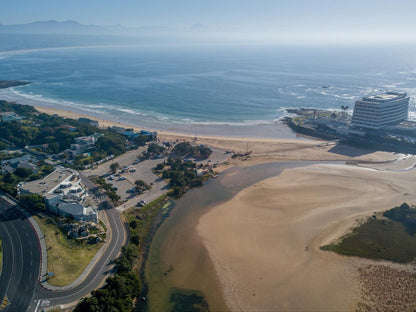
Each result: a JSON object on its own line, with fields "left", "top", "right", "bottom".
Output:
{"left": 0, "top": 101, "right": 127, "bottom": 161}
{"left": 0, "top": 163, "right": 53, "bottom": 196}
{"left": 141, "top": 143, "right": 166, "bottom": 159}
{"left": 18, "top": 193, "right": 46, "bottom": 212}
{"left": 74, "top": 245, "right": 140, "bottom": 312}
{"left": 171, "top": 142, "right": 212, "bottom": 159}
{"left": 322, "top": 203, "right": 416, "bottom": 263}
{"left": 154, "top": 157, "right": 208, "bottom": 198}
{"left": 383, "top": 203, "right": 416, "bottom": 235}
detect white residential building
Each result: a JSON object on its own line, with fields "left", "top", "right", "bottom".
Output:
{"left": 69, "top": 133, "right": 102, "bottom": 156}
{"left": 18, "top": 166, "right": 97, "bottom": 221}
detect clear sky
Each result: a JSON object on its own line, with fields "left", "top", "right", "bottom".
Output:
{"left": 2, "top": 0, "right": 416, "bottom": 41}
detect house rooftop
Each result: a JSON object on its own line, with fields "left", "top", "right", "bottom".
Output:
{"left": 19, "top": 166, "right": 76, "bottom": 195}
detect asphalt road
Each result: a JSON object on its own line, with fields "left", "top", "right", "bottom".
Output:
{"left": 0, "top": 197, "right": 40, "bottom": 312}
{"left": 31, "top": 207, "right": 127, "bottom": 311}
{"left": 0, "top": 185, "right": 127, "bottom": 312}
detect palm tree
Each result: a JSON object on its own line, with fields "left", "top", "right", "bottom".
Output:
{"left": 341, "top": 105, "right": 349, "bottom": 118}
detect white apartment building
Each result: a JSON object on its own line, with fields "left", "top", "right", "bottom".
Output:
{"left": 351, "top": 92, "right": 409, "bottom": 129}
{"left": 18, "top": 166, "right": 97, "bottom": 221}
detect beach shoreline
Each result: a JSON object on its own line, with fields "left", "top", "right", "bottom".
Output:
{"left": 4, "top": 94, "right": 415, "bottom": 311}
{"left": 0, "top": 87, "right": 299, "bottom": 140}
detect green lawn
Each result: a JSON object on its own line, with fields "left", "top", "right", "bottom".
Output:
{"left": 34, "top": 216, "right": 103, "bottom": 286}
{"left": 321, "top": 217, "right": 416, "bottom": 263}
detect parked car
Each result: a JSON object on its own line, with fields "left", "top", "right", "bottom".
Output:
{"left": 136, "top": 200, "right": 147, "bottom": 207}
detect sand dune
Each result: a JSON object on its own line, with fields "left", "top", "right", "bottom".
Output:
{"left": 197, "top": 163, "right": 416, "bottom": 311}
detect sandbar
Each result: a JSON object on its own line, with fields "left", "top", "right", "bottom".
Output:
{"left": 197, "top": 162, "right": 416, "bottom": 311}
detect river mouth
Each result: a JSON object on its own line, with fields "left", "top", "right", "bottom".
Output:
{"left": 144, "top": 161, "right": 315, "bottom": 312}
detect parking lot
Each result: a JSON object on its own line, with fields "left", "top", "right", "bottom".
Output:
{"left": 83, "top": 144, "right": 230, "bottom": 212}
{"left": 104, "top": 158, "right": 168, "bottom": 204}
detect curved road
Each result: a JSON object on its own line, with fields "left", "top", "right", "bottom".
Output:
{"left": 0, "top": 197, "right": 40, "bottom": 312}
{"left": 0, "top": 194, "right": 127, "bottom": 312}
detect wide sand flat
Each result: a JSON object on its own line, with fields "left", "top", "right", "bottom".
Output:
{"left": 197, "top": 163, "right": 416, "bottom": 311}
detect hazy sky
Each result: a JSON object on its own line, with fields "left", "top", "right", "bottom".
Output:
{"left": 2, "top": 0, "right": 416, "bottom": 41}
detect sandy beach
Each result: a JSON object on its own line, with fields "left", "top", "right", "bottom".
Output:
{"left": 33, "top": 105, "right": 400, "bottom": 169}
{"left": 197, "top": 162, "right": 416, "bottom": 311}
{"left": 30, "top": 103, "right": 416, "bottom": 311}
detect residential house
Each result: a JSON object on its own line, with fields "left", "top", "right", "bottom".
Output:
{"left": 0, "top": 112, "right": 23, "bottom": 122}
{"left": 78, "top": 117, "right": 99, "bottom": 127}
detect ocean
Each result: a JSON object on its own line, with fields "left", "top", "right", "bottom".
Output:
{"left": 1, "top": 44, "right": 416, "bottom": 137}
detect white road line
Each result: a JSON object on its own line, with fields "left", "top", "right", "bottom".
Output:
{"left": 34, "top": 299, "right": 41, "bottom": 312}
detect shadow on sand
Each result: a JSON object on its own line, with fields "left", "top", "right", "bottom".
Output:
{"left": 328, "top": 143, "right": 380, "bottom": 158}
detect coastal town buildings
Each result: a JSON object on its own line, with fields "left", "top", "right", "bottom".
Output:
{"left": 351, "top": 92, "right": 409, "bottom": 129}
{"left": 1, "top": 154, "right": 39, "bottom": 174}
{"left": 18, "top": 166, "right": 97, "bottom": 221}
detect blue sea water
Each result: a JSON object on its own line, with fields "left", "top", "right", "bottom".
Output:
{"left": 1, "top": 44, "right": 416, "bottom": 136}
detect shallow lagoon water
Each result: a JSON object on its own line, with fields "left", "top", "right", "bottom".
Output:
{"left": 145, "top": 161, "right": 314, "bottom": 311}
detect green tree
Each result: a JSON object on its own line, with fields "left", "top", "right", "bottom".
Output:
{"left": 110, "top": 162, "right": 119, "bottom": 173}
{"left": 14, "top": 167, "right": 33, "bottom": 179}
{"left": 19, "top": 193, "right": 46, "bottom": 212}
{"left": 134, "top": 179, "right": 151, "bottom": 194}
{"left": 96, "top": 134, "right": 126, "bottom": 156}
{"left": 2, "top": 172, "right": 15, "bottom": 184}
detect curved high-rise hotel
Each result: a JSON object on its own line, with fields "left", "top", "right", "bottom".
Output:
{"left": 351, "top": 92, "right": 409, "bottom": 129}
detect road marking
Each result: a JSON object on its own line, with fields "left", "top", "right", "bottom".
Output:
{"left": 34, "top": 299, "right": 41, "bottom": 312}
{"left": 0, "top": 296, "right": 10, "bottom": 310}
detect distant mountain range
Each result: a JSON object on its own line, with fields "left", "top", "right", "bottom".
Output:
{"left": 0, "top": 20, "right": 240, "bottom": 52}
{"left": 0, "top": 20, "right": 206, "bottom": 37}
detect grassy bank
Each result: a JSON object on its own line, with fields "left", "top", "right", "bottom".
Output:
{"left": 125, "top": 195, "right": 172, "bottom": 276}
{"left": 321, "top": 216, "right": 416, "bottom": 263}
{"left": 34, "top": 216, "right": 103, "bottom": 286}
